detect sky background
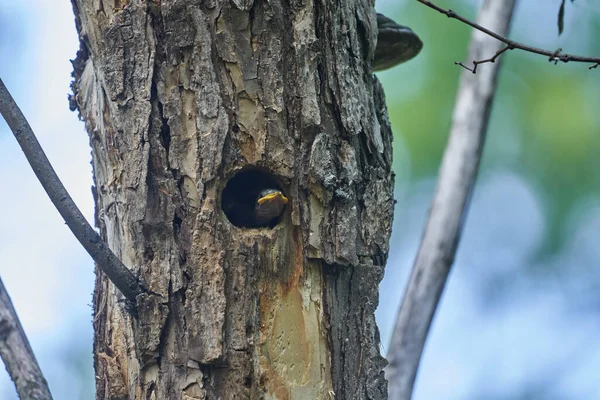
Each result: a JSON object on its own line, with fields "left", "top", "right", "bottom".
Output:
{"left": 1, "top": 0, "right": 600, "bottom": 399}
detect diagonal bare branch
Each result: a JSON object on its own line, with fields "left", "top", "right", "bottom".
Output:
{"left": 0, "top": 78, "right": 143, "bottom": 304}
{"left": 418, "top": 0, "right": 600, "bottom": 69}
{"left": 386, "top": 1, "right": 517, "bottom": 398}
{"left": 0, "top": 276, "right": 53, "bottom": 400}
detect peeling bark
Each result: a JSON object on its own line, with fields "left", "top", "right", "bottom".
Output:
{"left": 71, "top": 0, "right": 394, "bottom": 398}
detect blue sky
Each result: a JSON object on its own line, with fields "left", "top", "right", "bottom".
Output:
{"left": 0, "top": 1, "right": 95, "bottom": 398}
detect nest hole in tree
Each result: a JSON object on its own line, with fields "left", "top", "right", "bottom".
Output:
{"left": 221, "top": 168, "right": 288, "bottom": 229}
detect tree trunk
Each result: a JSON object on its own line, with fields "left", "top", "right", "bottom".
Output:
{"left": 70, "top": 0, "right": 394, "bottom": 398}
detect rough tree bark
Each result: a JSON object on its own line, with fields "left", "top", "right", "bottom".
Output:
{"left": 70, "top": 0, "right": 395, "bottom": 398}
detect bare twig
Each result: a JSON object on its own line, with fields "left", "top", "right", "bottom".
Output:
{"left": 455, "top": 45, "right": 513, "bottom": 73}
{"left": 0, "top": 276, "right": 53, "bottom": 399}
{"left": 418, "top": 0, "right": 600, "bottom": 70}
{"left": 0, "top": 78, "right": 143, "bottom": 304}
{"left": 386, "top": 1, "right": 516, "bottom": 399}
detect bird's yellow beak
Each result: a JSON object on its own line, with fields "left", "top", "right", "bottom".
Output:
{"left": 257, "top": 192, "right": 289, "bottom": 205}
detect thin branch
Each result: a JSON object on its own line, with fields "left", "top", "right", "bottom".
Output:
{"left": 0, "top": 276, "right": 53, "bottom": 400}
{"left": 418, "top": 0, "right": 600, "bottom": 69}
{"left": 455, "top": 44, "right": 513, "bottom": 73}
{"left": 0, "top": 78, "right": 143, "bottom": 304}
{"left": 386, "top": 1, "right": 516, "bottom": 399}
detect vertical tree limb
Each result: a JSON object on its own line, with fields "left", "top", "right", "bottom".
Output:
{"left": 0, "top": 276, "right": 53, "bottom": 400}
{"left": 70, "top": 1, "right": 392, "bottom": 398}
{"left": 386, "top": 1, "right": 517, "bottom": 398}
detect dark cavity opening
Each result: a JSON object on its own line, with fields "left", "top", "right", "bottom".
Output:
{"left": 221, "top": 169, "right": 287, "bottom": 229}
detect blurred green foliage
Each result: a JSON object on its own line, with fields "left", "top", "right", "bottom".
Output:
{"left": 381, "top": 0, "right": 600, "bottom": 258}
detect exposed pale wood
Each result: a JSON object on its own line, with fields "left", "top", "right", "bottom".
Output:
{"left": 71, "top": 0, "right": 394, "bottom": 398}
